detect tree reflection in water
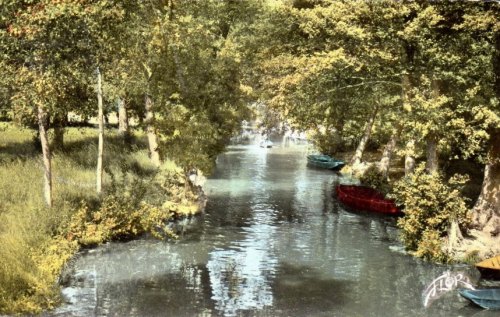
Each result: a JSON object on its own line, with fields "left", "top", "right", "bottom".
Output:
{"left": 208, "top": 227, "right": 277, "bottom": 315}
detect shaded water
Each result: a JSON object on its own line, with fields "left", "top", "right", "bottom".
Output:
{"left": 46, "top": 143, "right": 498, "bottom": 317}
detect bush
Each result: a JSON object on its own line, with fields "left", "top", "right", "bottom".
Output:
{"left": 359, "top": 164, "right": 391, "bottom": 195}
{"left": 310, "top": 130, "right": 345, "bottom": 155}
{"left": 0, "top": 125, "right": 203, "bottom": 314}
{"left": 66, "top": 163, "right": 201, "bottom": 246}
{"left": 67, "top": 197, "right": 177, "bottom": 246}
{"left": 391, "top": 163, "right": 471, "bottom": 262}
{"left": 0, "top": 207, "right": 77, "bottom": 314}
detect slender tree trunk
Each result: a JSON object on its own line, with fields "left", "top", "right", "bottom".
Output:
{"left": 53, "top": 112, "right": 66, "bottom": 150}
{"left": 472, "top": 129, "right": 500, "bottom": 234}
{"left": 350, "top": 105, "right": 378, "bottom": 166}
{"left": 379, "top": 123, "right": 403, "bottom": 178}
{"left": 96, "top": 68, "right": 104, "bottom": 194}
{"left": 37, "top": 106, "right": 52, "bottom": 207}
{"left": 145, "top": 94, "right": 161, "bottom": 168}
{"left": 426, "top": 79, "right": 441, "bottom": 173}
{"left": 401, "top": 69, "right": 416, "bottom": 177}
{"left": 425, "top": 134, "right": 439, "bottom": 173}
{"left": 405, "top": 139, "right": 416, "bottom": 176}
{"left": 117, "top": 98, "right": 129, "bottom": 136}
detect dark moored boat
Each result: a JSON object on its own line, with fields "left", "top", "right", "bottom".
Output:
{"left": 475, "top": 255, "right": 500, "bottom": 280}
{"left": 307, "top": 154, "right": 345, "bottom": 170}
{"left": 335, "top": 185, "right": 401, "bottom": 215}
{"left": 459, "top": 288, "right": 500, "bottom": 310}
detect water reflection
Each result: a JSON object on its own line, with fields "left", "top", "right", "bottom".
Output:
{"left": 44, "top": 143, "right": 500, "bottom": 317}
{"left": 207, "top": 144, "right": 277, "bottom": 316}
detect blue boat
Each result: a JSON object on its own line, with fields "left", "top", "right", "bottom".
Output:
{"left": 458, "top": 288, "right": 500, "bottom": 310}
{"left": 307, "top": 154, "right": 345, "bottom": 170}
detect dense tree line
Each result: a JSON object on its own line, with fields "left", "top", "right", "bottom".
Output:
{"left": 255, "top": 0, "right": 499, "bottom": 260}
{"left": 0, "top": 0, "right": 258, "bottom": 205}
{"left": 0, "top": 0, "right": 499, "bottom": 270}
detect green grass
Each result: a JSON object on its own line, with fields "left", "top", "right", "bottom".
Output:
{"left": 0, "top": 122, "right": 183, "bottom": 314}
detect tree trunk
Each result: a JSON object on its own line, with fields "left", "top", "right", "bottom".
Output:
{"left": 472, "top": 129, "right": 500, "bottom": 235}
{"left": 117, "top": 98, "right": 129, "bottom": 137}
{"left": 96, "top": 68, "right": 104, "bottom": 194}
{"left": 379, "top": 123, "right": 403, "bottom": 178}
{"left": 145, "top": 94, "right": 161, "bottom": 168}
{"left": 350, "top": 105, "right": 378, "bottom": 166}
{"left": 425, "top": 79, "right": 441, "bottom": 174}
{"left": 401, "top": 68, "right": 416, "bottom": 177}
{"left": 405, "top": 139, "right": 416, "bottom": 176}
{"left": 37, "top": 106, "right": 52, "bottom": 207}
{"left": 53, "top": 112, "right": 66, "bottom": 150}
{"left": 447, "top": 219, "right": 464, "bottom": 255}
{"left": 426, "top": 135, "right": 439, "bottom": 173}
{"left": 471, "top": 31, "right": 500, "bottom": 234}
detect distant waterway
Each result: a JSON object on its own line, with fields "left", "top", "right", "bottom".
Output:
{"left": 44, "top": 142, "right": 499, "bottom": 317}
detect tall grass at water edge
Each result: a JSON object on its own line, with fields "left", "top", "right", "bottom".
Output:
{"left": 0, "top": 123, "right": 169, "bottom": 314}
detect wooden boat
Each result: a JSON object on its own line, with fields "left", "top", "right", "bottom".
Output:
{"left": 307, "top": 154, "right": 345, "bottom": 170}
{"left": 475, "top": 255, "right": 500, "bottom": 280}
{"left": 335, "top": 185, "right": 401, "bottom": 215}
{"left": 458, "top": 288, "right": 500, "bottom": 310}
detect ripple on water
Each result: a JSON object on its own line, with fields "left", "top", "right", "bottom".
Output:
{"left": 44, "top": 144, "right": 500, "bottom": 317}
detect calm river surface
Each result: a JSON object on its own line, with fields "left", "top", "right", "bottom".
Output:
{"left": 46, "top": 143, "right": 498, "bottom": 317}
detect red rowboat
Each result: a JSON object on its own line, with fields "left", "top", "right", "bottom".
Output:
{"left": 335, "top": 185, "right": 401, "bottom": 215}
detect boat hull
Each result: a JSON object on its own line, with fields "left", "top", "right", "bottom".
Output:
{"left": 459, "top": 288, "right": 500, "bottom": 310}
{"left": 307, "top": 155, "right": 345, "bottom": 170}
{"left": 335, "top": 185, "right": 401, "bottom": 215}
{"left": 475, "top": 255, "right": 500, "bottom": 280}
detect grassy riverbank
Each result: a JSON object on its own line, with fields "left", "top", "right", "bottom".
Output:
{"left": 0, "top": 123, "right": 203, "bottom": 314}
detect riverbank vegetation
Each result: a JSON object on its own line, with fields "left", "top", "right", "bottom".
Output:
{"left": 0, "top": 1, "right": 255, "bottom": 313}
{"left": 1, "top": 0, "right": 499, "bottom": 314}
{"left": 0, "top": 123, "right": 204, "bottom": 313}
{"left": 256, "top": 1, "right": 499, "bottom": 263}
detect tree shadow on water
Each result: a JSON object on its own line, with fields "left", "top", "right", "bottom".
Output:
{"left": 271, "top": 263, "right": 355, "bottom": 316}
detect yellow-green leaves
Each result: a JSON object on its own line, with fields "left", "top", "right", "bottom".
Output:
{"left": 392, "top": 164, "right": 471, "bottom": 262}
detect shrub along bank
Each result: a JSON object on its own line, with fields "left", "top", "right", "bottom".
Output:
{"left": 348, "top": 162, "right": 473, "bottom": 263}
{"left": 0, "top": 123, "right": 204, "bottom": 314}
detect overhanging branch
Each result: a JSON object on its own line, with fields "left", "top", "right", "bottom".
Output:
{"left": 327, "top": 80, "right": 401, "bottom": 92}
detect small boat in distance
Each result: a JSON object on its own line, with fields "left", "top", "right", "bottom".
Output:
{"left": 259, "top": 139, "right": 273, "bottom": 148}
{"left": 307, "top": 154, "right": 345, "bottom": 170}
{"left": 458, "top": 288, "right": 500, "bottom": 310}
{"left": 475, "top": 255, "right": 500, "bottom": 280}
{"left": 335, "top": 185, "right": 401, "bottom": 215}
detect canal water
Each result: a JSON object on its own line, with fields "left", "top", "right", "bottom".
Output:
{"left": 46, "top": 143, "right": 498, "bottom": 317}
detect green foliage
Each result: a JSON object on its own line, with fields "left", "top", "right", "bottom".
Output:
{"left": 359, "top": 164, "right": 391, "bottom": 195}
{"left": 67, "top": 197, "right": 175, "bottom": 246}
{"left": 0, "top": 0, "right": 499, "bottom": 313}
{"left": 309, "top": 129, "right": 345, "bottom": 155}
{"left": 461, "top": 250, "right": 481, "bottom": 265}
{"left": 392, "top": 164, "right": 471, "bottom": 262}
{"left": 0, "top": 203, "right": 78, "bottom": 314}
{"left": 0, "top": 125, "right": 202, "bottom": 314}
{"left": 66, "top": 164, "right": 201, "bottom": 246}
